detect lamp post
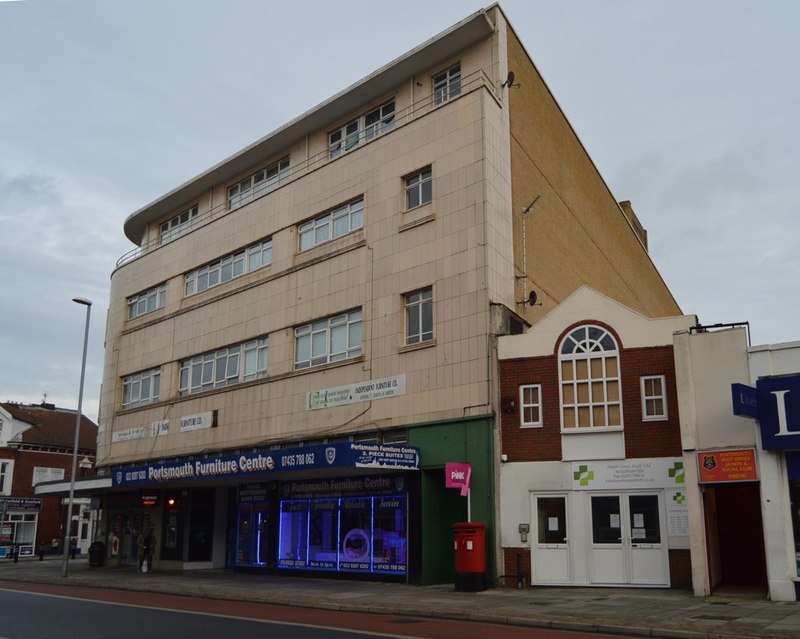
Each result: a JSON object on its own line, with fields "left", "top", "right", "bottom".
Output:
{"left": 62, "top": 297, "right": 91, "bottom": 578}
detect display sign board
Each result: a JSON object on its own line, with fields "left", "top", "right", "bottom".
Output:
{"left": 756, "top": 375, "right": 800, "bottom": 450}
{"left": 697, "top": 449, "right": 758, "bottom": 483}
{"left": 571, "top": 458, "right": 685, "bottom": 490}
{"left": 0, "top": 497, "right": 42, "bottom": 512}
{"left": 731, "top": 383, "right": 759, "bottom": 418}
{"left": 112, "top": 442, "right": 420, "bottom": 487}
{"left": 307, "top": 374, "right": 406, "bottom": 410}
{"left": 445, "top": 462, "right": 472, "bottom": 497}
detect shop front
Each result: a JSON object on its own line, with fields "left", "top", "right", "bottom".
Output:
{"left": 108, "top": 442, "right": 420, "bottom": 578}
{"left": 0, "top": 497, "right": 40, "bottom": 558}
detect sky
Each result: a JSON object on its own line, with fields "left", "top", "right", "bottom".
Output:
{"left": 1, "top": 0, "right": 798, "bottom": 423}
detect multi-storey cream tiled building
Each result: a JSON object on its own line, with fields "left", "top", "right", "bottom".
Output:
{"left": 96, "top": 4, "right": 680, "bottom": 584}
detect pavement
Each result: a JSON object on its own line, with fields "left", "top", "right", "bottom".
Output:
{"left": 1, "top": 556, "right": 800, "bottom": 639}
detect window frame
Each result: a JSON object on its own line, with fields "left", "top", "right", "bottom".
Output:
{"left": 298, "top": 198, "right": 364, "bottom": 252}
{"left": 558, "top": 325, "right": 622, "bottom": 431}
{"left": 640, "top": 374, "right": 668, "bottom": 421}
{"left": 228, "top": 157, "right": 290, "bottom": 211}
{"left": 404, "top": 287, "right": 433, "bottom": 345}
{"left": 160, "top": 204, "right": 198, "bottom": 244}
{"left": 519, "top": 384, "right": 543, "bottom": 428}
{"left": 328, "top": 100, "right": 395, "bottom": 159}
{"left": 179, "top": 337, "right": 269, "bottom": 396}
{"left": 127, "top": 283, "right": 167, "bottom": 320}
{"left": 184, "top": 238, "right": 272, "bottom": 297}
{"left": 0, "top": 460, "right": 13, "bottom": 495}
{"left": 294, "top": 310, "right": 362, "bottom": 370}
{"left": 432, "top": 63, "right": 461, "bottom": 105}
{"left": 404, "top": 167, "right": 432, "bottom": 211}
{"left": 121, "top": 367, "right": 162, "bottom": 410}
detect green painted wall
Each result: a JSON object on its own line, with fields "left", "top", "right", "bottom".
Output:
{"left": 408, "top": 418, "right": 495, "bottom": 585}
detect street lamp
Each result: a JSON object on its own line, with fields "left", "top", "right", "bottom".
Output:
{"left": 62, "top": 297, "right": 91, "bottom": 578}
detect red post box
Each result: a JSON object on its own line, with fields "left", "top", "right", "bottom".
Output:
{"left": 452, "top": 522, "right": 487, "bottom": 591}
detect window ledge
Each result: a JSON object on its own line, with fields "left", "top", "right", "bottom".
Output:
{"left": 560, "top": 426, "right": 624, "bottom": 434}
{"left": 398, "top": 211, "right": 436, "bottom": 233}
{"left": 398, "top": 339, "right": 436, "bottom": 354}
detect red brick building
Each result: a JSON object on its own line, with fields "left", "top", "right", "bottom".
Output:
{"left": 0, "top": 402, "right": 97, "bottom": 557}
{"left": 496, "top": 287, "right": 695, "bottom": 588}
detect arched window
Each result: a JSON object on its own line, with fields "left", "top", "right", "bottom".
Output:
{"left": 559, "top": 325, "right": 621, "bottom": 429}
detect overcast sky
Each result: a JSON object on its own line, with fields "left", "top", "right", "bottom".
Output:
{"left": 1, "top": 0, "right": 798, "bottom": 423}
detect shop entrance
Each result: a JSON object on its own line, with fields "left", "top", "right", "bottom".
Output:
{"left": 531, "top": 494, "right": 570, "bottom": 584}
{"left": 589, "top": 492, "right": 668, "bottom": 586}
{"left": 704, "top": 483, "right": 767, "bottom": 592}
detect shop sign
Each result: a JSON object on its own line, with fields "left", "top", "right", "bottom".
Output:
{"left": 571, "top": 458, "right": 685, "bottom": 490}
{"left": 111, "top": 426, "right": 145, "bottom": 443}
{"left": 140, "top": 490, "right": 159, "bottom": 507}
{"left": 180, "top": 411, "right": 213, "bottom": 432}
{"left": 152, "top": 420, "right": 170, "bottom": 437}
{"left": 697, "top": 448, "right": 758, "bottom": 483}
{"left": 756, "top": 375, "right": 800, "bottom": 450}
{"left": 0, "top": 497, "right": 42, "bottom": 512}
{"left": 307, "top": 374, "right": 406, "bottom": 410}
{"left": 282, "top": 475, "right": 406, "bottom": 499}
{"left": 112, "top": 442, "right": 420, "bottom": 487}
{"left": 445, "top": 462, "right": 472, "bottom": 497}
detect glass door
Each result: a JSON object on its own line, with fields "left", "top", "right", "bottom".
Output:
{"left": 532, "top": 495, "right": 570, "bottom": 584}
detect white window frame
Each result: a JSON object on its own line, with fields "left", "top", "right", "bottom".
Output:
{"left": 294, "top": 310, "right": 362, "bottom": 370}
{"left": 519, "top": 384, "right": 543, "bottom": 428}
{"left": 185, "top": 238, "right": 272, "bottom": 297}
{"left": 298, "top": 198, "right": 364, "bottom": 252}
{"left": 404, "top": 167, "right": 432, "bottom": 210}
{"left": 127, "top": 283, "right": 167, "bottom": 320}
{"left": 641, "top": 375, "right": 668, "bottom": 421}
{"left": 404, "top": 288, "right": 433, "bottom": 345}
{"left": 559, "top": 325, "right": 622, "bottom": 431}
{"left": 0, "top": 460, "right": 13, "bottom": 495}
{"left": 122, "top": 367, "right": 161, "bottom": 409}
{"left": 328, "top": 100, "right": 395, "bottom": 159}
{"left": 433, "top": 63, "right": 461, "bottom": 105}
{"left": 179, "top": 337, "right": 268, "bottom": 396}
{"left": 160, "top": 204, "right": 198, "bottom": 244}
{"left": 228, "top": 157, "right": 289, "bottom": 211}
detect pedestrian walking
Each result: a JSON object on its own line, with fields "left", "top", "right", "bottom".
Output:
{"left": 136, "top": 527, "right": 157, "bottom": 573}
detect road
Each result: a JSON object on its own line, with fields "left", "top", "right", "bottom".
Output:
{"left": 0, "top": 581, "right": 620, "bottom": 639}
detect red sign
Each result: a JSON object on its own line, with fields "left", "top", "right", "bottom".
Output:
{"left": 697, "top": 449, "right": 758, "bottom": 483}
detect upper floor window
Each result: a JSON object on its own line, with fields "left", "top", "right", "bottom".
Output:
{"left": 433, "top": 64, "right": 461, "bottom": 105}
{"left": 0, "top": 461, "right": 11, "bottom": 495}
{"left": 295, "top": 309, "right": 362, "bottom": 370}
{"left": 559, "top": 325, "right": 621, "bottom": 430}
{"left": 128, "top": 283, "right": 167, "bottom": 320}
{"left": 405, "top": 167, "right": 432, "bottom": 210}
{"left": 122, "top": 367, "right": 161, "bottom": 409}
{"left": 160, "top": 205, "right": 198, "bottom": 244}
{"left": 404, "top": 288, "right": 433, "bottom": 345}
{"left": 519, "top": 384, "right": 543, "bottom": 428}
{"left": 185, "top": 238, "right": 272, "bottom": 296}
{"left": 179, "top": 337, "right": 268, "bottom": 396}
{"left": 641, "top": 375, "right": 668, "bottom": 421}
{"left": 228, "top": 158, "right": 289, "bottom": 211}
{"left": 298, "top": 198, "right": 363, "bottom": 252}
{"left": 329, "top": 100, "right": 395, "bottom": 159}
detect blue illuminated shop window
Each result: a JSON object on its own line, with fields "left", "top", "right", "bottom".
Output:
{"left": 278, "top": 500, "right": 309, "bottom": 568}
{"left": 236, "top": 502, "right": 269, "bottom": 567}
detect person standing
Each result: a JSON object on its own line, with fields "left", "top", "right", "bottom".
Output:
{"left": 136, "top": 527, "right": 157, "bottom": 573}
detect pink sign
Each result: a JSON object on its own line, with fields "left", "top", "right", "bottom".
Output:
{"left": 446, "top": 462, "right": 472, "bottom": 497}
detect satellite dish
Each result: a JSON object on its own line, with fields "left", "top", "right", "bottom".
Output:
{"left": 502, "top": 71, "right": 516, "bottom": 89}
{"left": 527, "top": 290, "right": 537, "bottom": 306}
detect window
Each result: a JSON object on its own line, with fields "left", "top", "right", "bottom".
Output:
{"left": 160, "top": 205, "right": 198, "bottom": 244}
{"left": 641, "top": 375, "right": 668, "bottom": 421}
{"left": 179, "top": 337, "right": 268, "bottom": 395}
{"left": 329, "top": 100, "right": 395, "bottom": 159}
{"left": 32, "top": 467, "right": 65, "bottom": 485}
{"left": 185, "top": 238, "right": 272, "bottom": 296}
{"left": 0, "top": 461, "right": 11, "bottom": 495}
{"left": 122, "top": 368, "right": 161, "bottom": 409}
{"left": 404, "top": 167, "right": 432, "bottom": 210}
{"left": 404, "top": 288, "right": 433, "bottom": 345}
{"left": 228, "top": 157, "right": 289, "bottom": 210}
{"left": 298, "top": 198, "right": 364, "bottom": 252}
{"left": 128, "top": 283, "right": 167, "bottom": 320}
{"left": 519, "top": 384, "right": 543, "bottom": 428}
{"left": 433, "top": 63, "right": 461, "bottom": 105}
{"left": 559, "top": 325, "right": 621, "bottom": 429}
{"left": 295, "top": 310, "right": 362, "bottom": 369}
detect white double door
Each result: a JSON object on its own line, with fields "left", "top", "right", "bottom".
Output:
{"left": 531, "top": 492, "right": 669, "bottom": 586}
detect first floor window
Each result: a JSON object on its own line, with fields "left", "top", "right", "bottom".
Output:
{"left": 0, "top": 461, "right": 11, "bottom": 495}
{"left": 641, "top": 375, "right": 668, "bottom": 421}
{"left": 404, "top": 288, "right": 433, "bottom": 345}
{"left": 128, "top": 283, "right": 167, "bottom": 320}
{"left": 433, "top": 63, "right": 461, "bottom": 105}
{"left": 295, "top": 310, "right": 362, "bottom": 369}
{"left": 160, "top": 205, "right": 198, "bottom": 244}
{"left": 519, "top": 384, "right": 543, "bottom": 428}
{"left": 180, "top": 337, "right": 268, "bottom": 395}
{"left": 298, "top": 198, "right": 364, "bottom": 252}
{"left": 122, "top": 368, "right": 161, "bottom": 409}
{"left": 404, "top": 167, "right": 432, "bottom": 210}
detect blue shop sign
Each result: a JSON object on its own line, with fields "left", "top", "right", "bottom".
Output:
{"left": 112, "top": 442, "right": 420, "bottom": 487}
{"left": 757, "top": 375, "right": 800, "bottom": 450}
